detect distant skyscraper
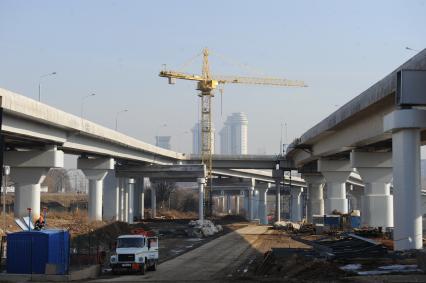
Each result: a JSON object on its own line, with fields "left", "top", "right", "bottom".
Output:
{"left": 191, "top": 122, "right": 215, "bottom": 154}
{"left": 191, "top": 123, "right": 201, "bottom": 154}
{"left": 220, "top": 112, "right": 248, "bottom": 155}
{"left": 155, "top": 136, "right": 171, "bottom": 150}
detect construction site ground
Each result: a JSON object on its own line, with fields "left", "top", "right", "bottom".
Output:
{"left": 3, "top": 194, "right": 426, "bottom": 282}
{"left": 91, "top": 224, "right": 426, "bottom": 283}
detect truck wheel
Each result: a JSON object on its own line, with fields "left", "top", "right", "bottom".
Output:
{"left": 151, "top": 261, "right": 157, "bottom": 271}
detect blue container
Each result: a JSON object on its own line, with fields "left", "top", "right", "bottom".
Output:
{"left": 324, "top": 215, "right": 341, "bottom": 228}
{"left": 7, "top": 229, "right": 70, "bottom": 274}
{"left": 350, "top": 216, "right": 361, "bottom": 228}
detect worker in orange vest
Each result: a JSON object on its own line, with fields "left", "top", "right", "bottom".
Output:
{"left": 34, "top": 215, "right": 45, "bottom": 230}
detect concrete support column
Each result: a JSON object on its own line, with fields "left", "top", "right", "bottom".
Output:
{"left": 88, "top": 179, "right": 103, "bottom": 221}
{"left": 103, "top": 171, "right": 119, "bottom": 221}
{"left": 127, "top": 178, "right": 135, "bottom": 224}
{"left": 119, "top": 178, "right": 125, "bottom": 221}
{"left": 221, "top": 191, "right": 226, "bottom": 213}
{"left": 318, "top": 159, "right": 352, "bottom": 214}
{"left": 124, "top": 182, "right": 129, "bottom": 222}
{"left": 140, "top": 177, "right": 149, "bottom": 220}
{"left": 151, "top": 185, "right": 157, "bottom": 218}
{"left": 247, "top": 186, "right": 254, "bottom": 220}
{"left": 253, "top": 190, "right": 260, "bottom": 219}
{"left": 347, "top": 185, "right": 363, "bottom": 212}
{"left": 226, "top": 194, "right": 232, "bottom": 214}
{"left": 79, "top": 158, "right": 114, "bottom": 222}
{"left": 197, "top": 178, "right": 205, "bottom": 221}
{"left": 351, "top": 151, "right": 393, "bottom": 228}
{"left": 302, "top": 174, "right": 325, "bottom": 223}
{"left": 273, "top": 169, "right": 284, "bottom": 222}
{"left": 257, "top": 184, "right": 270, "bottom": 224}
{"left": 12, "top": 169, "right": 45, "bottom": 219}
{"left": 133, "top": 178, "right": 141, "bottom": 219}
{"left": 235, "top": 195, "right": 240, "bottom": 215}
{"left": 392, "top": 129, "right": 421, "bottom": 249}
{"left": 384, "top": 108, "right": 426, "bottom": 250}
{"left": 5, "top": 148, "right": 64, "bottom": 219}
{"left": 290, "top": 187, "right": 303, "bottom": 222}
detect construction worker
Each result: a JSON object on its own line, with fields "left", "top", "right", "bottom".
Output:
{"left": 34, "top": 215, "right": 45, "bottom": 230}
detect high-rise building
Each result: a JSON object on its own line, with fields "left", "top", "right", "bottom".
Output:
{"left": 191, "top": 123, "right": 201, "bottom": 154}
{"left": 191, "top": 122, "right": 215, "bottom": 154}
{"left": 219, "top": 112, "right": 248, "bottom": 155}
{"left": 155, "top": 136, "right": 172, "bottom": 150}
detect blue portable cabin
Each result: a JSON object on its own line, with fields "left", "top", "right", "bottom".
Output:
{"left": 7, "top": 229, "right": 70, "bottom": 274}
{"left": 324, "top": 215, "right": 341, "bottom": 229}
{"left": 350, "top": 215, "right": 361, "bottom": 228}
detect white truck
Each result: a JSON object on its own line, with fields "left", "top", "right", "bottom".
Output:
{"left": 110, "top": 234, "right": 159, "bottom": 274}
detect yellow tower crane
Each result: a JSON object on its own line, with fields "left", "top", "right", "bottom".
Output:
{"left": 159, "top": 48, "right": 306, "bottom": 217}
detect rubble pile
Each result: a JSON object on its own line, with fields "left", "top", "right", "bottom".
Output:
{"left": 273, "top": 220, "right": 301, "bottom": 231}
{"left": 187, "top": 220, "right": 223, "bottom": 238}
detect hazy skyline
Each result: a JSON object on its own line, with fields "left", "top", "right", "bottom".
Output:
{"left": 1, "top": 0, "right": 425, "bottom": 155}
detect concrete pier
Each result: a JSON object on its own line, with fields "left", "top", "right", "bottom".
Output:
{"left": 384, "top": 109, "right": 426, "bottom": 250}
{"left": 318, "top": 159, "right": 352, "bottom": 214}
{"left": 151, "top": 186, "right": 157, "bottom": 218}
{"left": 351, "top": 151, "right": 393, "bottom": 228}
{"left": 290, "top": 187, "right": 303, "bottom": 222}
{"left": 6, "top": 148, "right": 64, "bottom": 219}
{"left": 78, "top": 157, "right": 114, "bottom": 221}
{"left": 302, "top": 174, "right": 325, "bottom": 223}
{"left": 257, "top": 184, "right": 269, "bottom": 224}
{"left": 198, "top": 178, "right": 205, "bottom": 221}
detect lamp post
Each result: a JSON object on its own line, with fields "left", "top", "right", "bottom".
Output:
{"left": 115, "top": 109, "right": 128, "bottom": 131}
{"left": 38, "top": 72, "right": 56, "bottom": 102}
{"left": 81, "top": 93, "right": 96, "bottom": 118}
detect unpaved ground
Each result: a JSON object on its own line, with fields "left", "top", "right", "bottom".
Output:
{"left": 92, "top": 226, "right": 426, "bottom": 283}
{"left": 93, "top": 224, "right": 268, "bottom": 282}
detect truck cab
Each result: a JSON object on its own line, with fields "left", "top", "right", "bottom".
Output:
{"left": 110, "top": 235, "right": 159, "bottom": 274}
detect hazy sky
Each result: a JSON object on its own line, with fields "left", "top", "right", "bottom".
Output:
{"left": 1, "top": 0, "right": 425, "bottom": 155}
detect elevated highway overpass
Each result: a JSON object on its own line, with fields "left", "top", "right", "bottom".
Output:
{"left": 287, "top": 49, "right": 426, "bottom": 250}
{"left": 0, "top": 85, "right": 367, "bottom": 225}
{"left": 0, "top": 88, "right": 312, "bottom": 223}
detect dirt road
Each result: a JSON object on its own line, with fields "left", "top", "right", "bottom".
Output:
{"left": 93, "top": 225, "right": 268, "bottom": 282}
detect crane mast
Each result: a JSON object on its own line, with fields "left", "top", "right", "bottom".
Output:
{"left": 159, "top": 48, "right": 306, "bottom": 218}
{"left": 198, "top": 48, "right": 214, "bottom": 216}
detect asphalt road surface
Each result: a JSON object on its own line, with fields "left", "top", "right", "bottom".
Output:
{"left": 93, "top": 225, "right": 268, "bottom": 282}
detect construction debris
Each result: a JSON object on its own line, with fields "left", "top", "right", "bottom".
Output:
{"left": 273, "top": 220, "right": 301, "bottom": 231}
{"left": 307, "top": 233, "right": 388, "bottom": 259}
{"left": 187, "top": 220, "right": 223, "bottom": 238}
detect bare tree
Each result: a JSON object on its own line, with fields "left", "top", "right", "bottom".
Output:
{"left": 154, "top": 181, "right": 176, "bottom": 210}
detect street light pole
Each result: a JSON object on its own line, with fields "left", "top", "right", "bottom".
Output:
{"left": 38, "top": 72, "right": 56, "bottom": 102}
{"left": 81, "top": 93, "right": 96, "bottom": 119}
{"left": 115, "top": 109, "right": 128, "bottom": 131}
